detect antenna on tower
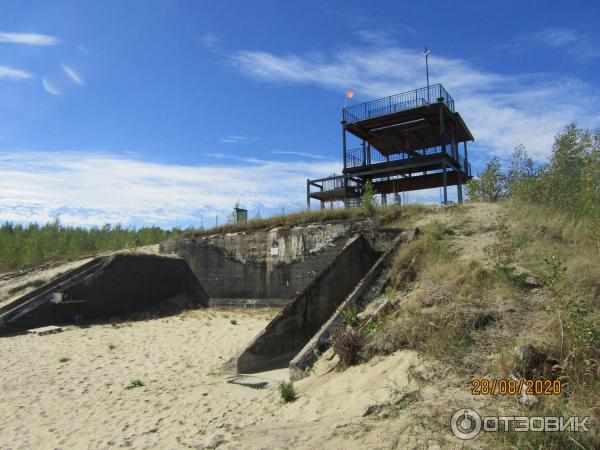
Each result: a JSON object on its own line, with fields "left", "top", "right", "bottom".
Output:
{"left": 423, "top": 46, "right": 431, "bottom": 101}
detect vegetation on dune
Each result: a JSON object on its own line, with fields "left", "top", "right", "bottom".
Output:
{"left": 278, "top": 381, "right": 298, "bottom": 403}
{"left": 468, "top": 124, "right": 600, "bottom": 248}
{"left": 186, "top": 203, "right": 419, "bottom": 238}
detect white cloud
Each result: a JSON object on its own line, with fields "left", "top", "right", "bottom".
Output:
{"left": 62, "top": 64, "right": 83, "bottom": 85}
{"left": 272, "top": 151, "right": 327, "bottom": 160}
{"left": 220, "top": 135, "right": 259, "bottom": 144}
{"left": 0, "top": 32, "right": 58, "bottom": 46}
{"left": 230, "top": 45, "right": 600, "bottom": 161}
{"left": 500, "top": 27, "right": 600, "bottom": 60}
{"left": 0, "top": 65, "right": 32, "bottom": 80}
{"left": 42, "top": 78, "right": 61, "bottom": 95}
{"left": 0, "top": 150, "right": 340, "bottom": 227}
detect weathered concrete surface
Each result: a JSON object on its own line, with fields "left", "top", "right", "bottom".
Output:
{"left": 160, "top": 221, "right": 374, "bottom": 303}
{"left": 289, "top": 228, "right": 418, "bottom": 380}
{"left": 228, "top": 234, "right": 381, "bottom": 374}
{"left": 1, "top": 253, "right": 208, "bottom": 330}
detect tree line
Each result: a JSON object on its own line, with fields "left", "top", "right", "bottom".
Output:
{"left": 0, "top": 219, "right": 184, "bottom": 271}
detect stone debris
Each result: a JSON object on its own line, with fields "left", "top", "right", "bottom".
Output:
{"left": 27, "top": 325, "right": 63, "bottom": 336}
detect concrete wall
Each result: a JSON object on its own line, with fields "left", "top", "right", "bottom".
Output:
{"left": 160, "top": 221, "right": 373, "bottom": 303}
{"left": 230, "top": 234, "right": 381, "bottom": 373}
{"left": 6, "top": 254, "right": 208, "bottom": 329}
{"left": 289, "top": 229, "right": 417, "bottom": 380}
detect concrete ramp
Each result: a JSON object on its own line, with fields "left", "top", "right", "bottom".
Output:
{"left": 228, "top": 234, "right": 381, "bottom": 374}
{"left": 0, "top": 253, "right": 208, "bottom": 330}
{"left": 289, "top": 229, "right": 417, "bottom": 380}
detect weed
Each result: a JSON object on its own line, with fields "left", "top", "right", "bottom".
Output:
{"left": 125, "top": 379, "right": 145, "bottom": 390}
{"left": 363, "top": 316, "right": 385, "bottom": 335}
{"left": 230, "top": 318, "right": 237, "bottom": 325}
{"left": 107, "top": 343, "right": 116, "bottom": 350}
{"left": 340, "top": 307, "right": 360, "bottom": 328}
{"left": 58, "top": 357, "right": 70, "bottom": 363}
{"left": 278, "top": 381, "right": 298, "bottom": 403}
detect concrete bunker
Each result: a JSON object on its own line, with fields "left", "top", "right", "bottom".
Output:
{"left": 0, "top": 253, "right": 208, "bottom": 330}
{"left": 159, "top": 221, "right": 374, "bottom": 306}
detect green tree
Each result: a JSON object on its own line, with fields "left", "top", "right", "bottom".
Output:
{"left": 506, "top": 145, "right": 539, "bottom": 201}
{"left": 361, "top": 180, "right": 377, "bottom": 215}
{"left": 466, "top": 157, "right": 506, "bottom": 202}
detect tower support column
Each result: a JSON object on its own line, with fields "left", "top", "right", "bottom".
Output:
{"left": 442, "top": 161, "right": 448, "bottom": 204}
{"left": 457, "top": 169, "right": 463, "bottom": 204}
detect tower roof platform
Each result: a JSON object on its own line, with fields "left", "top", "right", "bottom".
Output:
{"left": 342, "top": 84, "right": 473, "bottom": 156}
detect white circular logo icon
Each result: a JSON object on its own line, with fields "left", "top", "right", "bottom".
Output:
{"left": 451, "top": 408, "right": 482, "bottom": 440}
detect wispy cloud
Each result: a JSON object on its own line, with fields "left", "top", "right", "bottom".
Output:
{"left": 272, "top": 151, "right": 327, "bottom": 160}
{"left": 220, "top": 135, "right": 259, "bottom": 144}
{"left": 0, "top": 65, "right": 33, "bottom": 80}
{"left": 0, "top": 151, "right": 339, "bottom": 227}
{"left": 499, "top": 27, "right": 600, "bottom": 60}
{"left": 62, "top": 64, "right": 83, "bottom": 85}
{"left": 0, "top": 32, "right": 58, "bottom": 46}
{"left": 42, "top": 78, "right": 61, "bottom": 95}
{"left": 230, "top": 45, "right": 600, "bottom": 161}
{"left": 198, "top": 32, "right": 221, "bottom": 52}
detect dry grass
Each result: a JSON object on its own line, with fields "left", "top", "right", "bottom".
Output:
{"left": 331, "top": 326, "right": 364, "bottom": 369}
{"left": 179, "top": 203, "right": 426, "bottom": 238}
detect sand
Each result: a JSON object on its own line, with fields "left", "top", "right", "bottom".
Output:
{"left": 0, "top": 305, "right": 460, "bottom": 450}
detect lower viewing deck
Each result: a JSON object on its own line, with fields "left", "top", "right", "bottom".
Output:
{"left": 307, "top": 146, "right": 471, "bottom": 207}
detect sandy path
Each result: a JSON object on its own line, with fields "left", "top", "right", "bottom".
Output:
{"left": 0, "top": 308, "right": 279, "bottom": 449}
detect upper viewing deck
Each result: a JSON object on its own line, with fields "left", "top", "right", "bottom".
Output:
{"left": 342, "top": 84, "right": 454, "bottom": 123}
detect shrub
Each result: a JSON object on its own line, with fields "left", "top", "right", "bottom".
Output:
{"left": 125, "top": 379, "right": 145, "bottom": 390}
{"left": 278, "top": 382, "right": 298, "bottom": 403}
{"left": 332, "top": 326, "right": 364, "bottom": 369}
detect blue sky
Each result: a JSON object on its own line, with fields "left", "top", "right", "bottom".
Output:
{"left": 1, "top": 1, "right": 599, "bottom": 227}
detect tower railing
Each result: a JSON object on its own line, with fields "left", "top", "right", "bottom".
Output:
{"left": 342, "top": 84, "right": 454, "bottom": 123}
{"left": 345, "top": 145, "right": 445, "bottom": 168}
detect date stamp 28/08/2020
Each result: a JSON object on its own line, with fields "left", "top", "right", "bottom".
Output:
{"left": 471, "top": 378, "right": 562, "bottom": 396}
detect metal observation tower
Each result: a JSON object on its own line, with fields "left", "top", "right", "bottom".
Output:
{"left": 307, "top": 83, "right": 474, "bottom": 208}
